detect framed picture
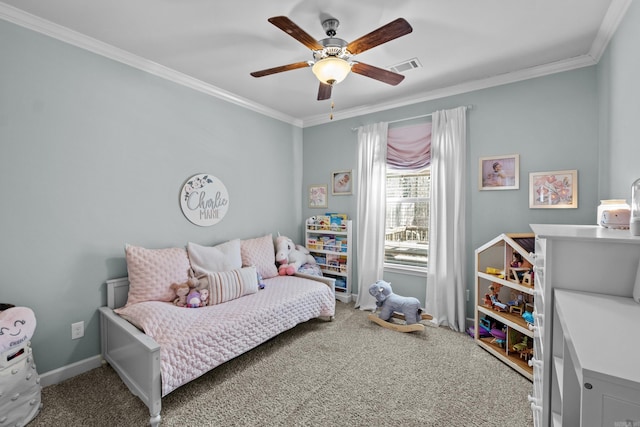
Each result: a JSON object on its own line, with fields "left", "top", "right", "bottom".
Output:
{"left": 331, "top": 170, "right": 353, "bottom": 195}
{"left": 479, "top": 154, "right": 519, "bottom": 190}
{"left": 529, "top": 170, "right": 578, "bottom": 209}
{"left": 308, "top": 184, "right": 328, "bottom": 208}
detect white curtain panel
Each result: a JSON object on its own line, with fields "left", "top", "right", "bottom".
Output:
{"left": 355, "top": 122, "right": 388, "bottom": 310}
{"left": 425, "top": 106, "right": 468, "bottom": 331}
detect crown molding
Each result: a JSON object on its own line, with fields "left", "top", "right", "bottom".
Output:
{"left": 302, "top": 54, "right": 598, "bottom": 127}
{"left": 0, "top": 3, "right": 302, "bottom": 128}
{"left": 301, "top": 0, "right": 631, "bottom": 127}
{"left": 2, "top": 0, "right": 629, "bottom": 130}
{"left": 589, "top": 0, "right": 632, "bottom": 61}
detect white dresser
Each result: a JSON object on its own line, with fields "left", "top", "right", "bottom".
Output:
{"left": 553, "top": 290, "right": 640, "bottom": 426}
{"left": 529, "top": 224, "right": 640, "bottom": 427}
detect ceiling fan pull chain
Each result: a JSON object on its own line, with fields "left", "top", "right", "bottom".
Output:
{"left": 330, "top": 100, "right": 335, "bottom": 120}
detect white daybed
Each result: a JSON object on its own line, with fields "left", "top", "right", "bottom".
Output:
{"left": 99, "top": 235, "right": 336, "bottom": 427}
{"left": 99, "top": 273, "right": 335, "bottom": 426}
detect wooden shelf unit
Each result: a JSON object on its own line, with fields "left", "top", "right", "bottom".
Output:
{"left": 474, "top": 233, "right": 536, "bottom": 381}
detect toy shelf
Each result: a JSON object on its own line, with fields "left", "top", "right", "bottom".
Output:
{"left": 473, "top": 233, "right": 536, "bottom": 381}
{"left": 477, "top": 306, "right": 532, "bottom": 336}
{"left": 305, "top": 224, "right": 348, "bottom": 233}
{"left": 476, "top": 335, "right": 534, "bottom": 379}
{"left": 305, "top": 218, "right": 352, "bottom": 303}
{"left": 477, "top": 271, "right": 534, "bottom": 294}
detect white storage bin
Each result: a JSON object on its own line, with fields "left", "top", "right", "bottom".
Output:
{"left": 0, "top": 343, "right": 42, "bottom": 426}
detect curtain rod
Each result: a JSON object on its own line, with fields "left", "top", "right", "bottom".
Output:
{"left": 351, "top": 105, "right": 473, "bottom": 131}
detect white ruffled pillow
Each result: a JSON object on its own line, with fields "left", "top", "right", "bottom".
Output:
{"left": 187, "top": 239, "right": 242, "bottom": 275}
{"left": 125, "top": 244, "right": 191, "bottom": 306}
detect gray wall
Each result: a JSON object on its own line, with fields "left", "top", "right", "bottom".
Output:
{"left": 598, "top": 0, "right": 640, "bottom": 200}
{"left": 0, "top": 20, "right": 302, "bottom": 374}
{"left": 302, "top": 0, "right": 640, "bottom": 317}
{"left": 303, "top": 69, "right": 598, "bottom": 317}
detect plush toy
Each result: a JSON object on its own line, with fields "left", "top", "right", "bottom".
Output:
{"left": 199, "top": 288, "right": 210, "bottom": 306}
{"left": 274, "top": 235, "right": 316, "bottom": 276}
{"left": 306, "top": 216, "right": 317, "bottom": 226}
{"left": 186, "top": 288, "right": 202, "bottom": 308}
{"left": 170, "top": 277, "right": 198, "bottom": 307}
{"left": 170, "top": 282, "right": 190, "bottom": 307}
{"left": 0, "top": 306, "right": 36, "bottom": 354}
{"left": 368, "top": 280, "right": 423, "bottom": 324}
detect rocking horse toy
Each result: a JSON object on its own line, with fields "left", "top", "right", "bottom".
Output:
{"left": 368, "top": 280, "right": 432, "bottom": 333}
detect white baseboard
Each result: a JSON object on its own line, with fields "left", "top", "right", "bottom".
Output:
{"left": 39, "top": 354, "right": 103, "bottom": 387}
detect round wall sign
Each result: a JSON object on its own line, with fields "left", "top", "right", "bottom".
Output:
{"left": 180, "top": 174, "right": 229, "bottom": 226}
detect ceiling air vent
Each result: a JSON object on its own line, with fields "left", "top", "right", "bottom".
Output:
{"left": 389, "top": 58, "right": 422, "bottom": 74}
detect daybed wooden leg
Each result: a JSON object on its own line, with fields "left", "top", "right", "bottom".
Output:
{"left": 149, "top": 413, "right": 161, "bottom": 427}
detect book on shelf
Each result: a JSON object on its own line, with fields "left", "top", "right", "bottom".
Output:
{"left": 313, "top": 255, "right": 326, "bottom": 265}
{"left": 335, "top": 236, "right": 347, "bottom": 252}
{"left": 325, "top": 213, "right": 348, "bottom": 230}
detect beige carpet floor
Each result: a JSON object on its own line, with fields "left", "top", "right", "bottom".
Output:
{"left": 29, "top": 302, "right": 533, "bottom": 426}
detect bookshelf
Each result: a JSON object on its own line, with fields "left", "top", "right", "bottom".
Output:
{"left": 305, "top": 215, "right": 352, "bottom": 303}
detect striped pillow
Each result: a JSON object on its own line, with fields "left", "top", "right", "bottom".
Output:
{"left": 202, "top": 266, "right": 258, "bottom": 306}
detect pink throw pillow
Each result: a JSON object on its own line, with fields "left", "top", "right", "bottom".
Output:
{"left": 240, "top": 234, "right": 278, "bottom": 279}
{"left": 125, "top": 244, "right": 191, "bottom": 306}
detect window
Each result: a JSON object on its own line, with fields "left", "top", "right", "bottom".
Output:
{"left": 384, "top": 168, "right": 430, "bottom": 269}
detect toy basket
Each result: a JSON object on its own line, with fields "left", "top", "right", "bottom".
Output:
{"left": 0, "top": 342, "right": 42, "bottom": 425}
{"left": 0, "top": 304, "right": 42, "bottom": 425}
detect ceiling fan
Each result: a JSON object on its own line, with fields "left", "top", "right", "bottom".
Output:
{"left": 250, "top": 16, "right": 413, "bottom": 101}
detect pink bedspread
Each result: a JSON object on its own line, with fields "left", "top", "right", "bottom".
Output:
{"left": 115, "top": 275, "right": 335, "bottom": 396}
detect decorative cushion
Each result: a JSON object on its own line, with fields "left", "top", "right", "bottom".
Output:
{"left": 187, "top": 239, "right": 242, "bottom": 275}
{"left": 240, "top": 234, "right": 278, "bottom": 279}
{"left": 125, "top": 244, "right": 191, "bottom": 306}
{"left": 199, "top": 266, "right": 259, "bottom": 306}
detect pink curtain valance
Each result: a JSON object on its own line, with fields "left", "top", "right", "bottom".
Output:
{"left": 386, "top": 122, "right": 432, "bottom": 170}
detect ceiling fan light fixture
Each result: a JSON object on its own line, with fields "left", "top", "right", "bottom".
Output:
{"left": 312, "top": 57, "right": 351, "bottom": 85}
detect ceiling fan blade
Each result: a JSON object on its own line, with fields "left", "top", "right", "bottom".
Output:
{"left": 346, "top": 18, "right": 412, "bottom": 55}
{"left": 351, "top": 62, "right": 405, "bottom": 86}
{"left": 250, "top": 61, "right": 310, "bottom": 78}
{"left": 317, "top": 83, "right": 332, "bottom": 100}
{"left": 268, "top": 16, "right": 324, "bottom": 51}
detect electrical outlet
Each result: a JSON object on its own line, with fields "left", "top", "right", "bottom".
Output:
{"left": 466, "top": 289, "right": 470, "bottom": 301}
{"left": 71, "top": 321, "right": 84, "bottom": 340}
